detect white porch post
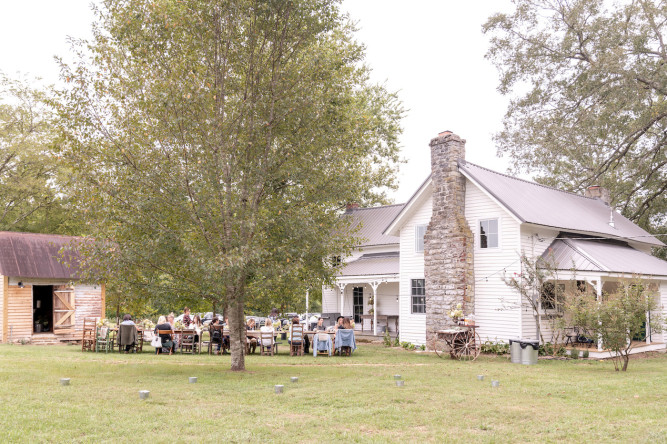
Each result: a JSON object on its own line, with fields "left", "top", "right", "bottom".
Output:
{"left": 595, "top": 277, "right": 603, "bottom": 351}
{"left": 305, "top": 289, "right": 309, "bottom": 326}
{"left": 338, "top": 283, "right": 346, "bottom": 318}
{"left": 370, "top": 281, "right": 380, "bottom": 336}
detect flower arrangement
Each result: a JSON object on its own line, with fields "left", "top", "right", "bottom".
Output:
{"left": 272, "top": 321, "right": 281, "bottom": 330}
{"left": 141, "top": 319, "right": 155, "bottom": 329}
{"left": 448, "top": 303, "right": 464, "bottom": 320}
{"left": 174, "top": 320, "right": 185, "bottom": 330}
{"left": 96, "top": 318, "right": 111, "bottom": 327}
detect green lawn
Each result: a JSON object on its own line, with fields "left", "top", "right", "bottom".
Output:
{"left": 0, "top": 344, "right": 665, "bottom": 443}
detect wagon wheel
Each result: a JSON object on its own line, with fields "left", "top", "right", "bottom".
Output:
{"left": 457, "top": 330, "right": 481, "bottom": 361}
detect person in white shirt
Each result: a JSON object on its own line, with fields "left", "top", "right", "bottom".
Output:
{"left": 260, "top": 317, "right": 275, "bottom": 353}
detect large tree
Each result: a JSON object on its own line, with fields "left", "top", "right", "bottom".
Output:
{"left": 484, "top": 0, "right": 666, "bottom": 249}
{"left": 57, "top": 0, "right": 402, "bottom": 370}
{"left": 0, "top": 74, "right": 76, "bottom": 234}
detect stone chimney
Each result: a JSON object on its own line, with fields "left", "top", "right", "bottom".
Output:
{"left": 424, "top": 131, "right": 475, "bottom": 348}
{"left": 345, "top": 203, "right": 360, "bottom": 213}
{"left": 584, "top": 186, "right": 611, "bottom": 206}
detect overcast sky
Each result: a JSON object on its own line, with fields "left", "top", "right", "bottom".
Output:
{"left": 0, "top": 0, "right": 517, "bottom": 203}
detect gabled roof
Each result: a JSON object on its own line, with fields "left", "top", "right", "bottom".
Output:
{"left": 338, "top": 252, "right": 399, "bottom": 277}
{"left": 542, "top": 236, "right": 667, "bottom": 277}
{"left": 458, "top": 161, "right": 663, "bottom": 247}
{"left": 0, "top": 231, "right": 80, "bottom": 279}
{"left": 346, "top": 204, "right": 404, "bottom": 247}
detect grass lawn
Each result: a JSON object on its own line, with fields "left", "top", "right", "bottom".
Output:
{"left": 0, "top": 344, "right": 665, "bottom": 443}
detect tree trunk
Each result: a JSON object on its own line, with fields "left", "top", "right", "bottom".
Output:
{"left": 228, "top": 296, "right": 246, "bottom": 371}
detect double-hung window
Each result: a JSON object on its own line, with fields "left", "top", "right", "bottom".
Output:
{"left": 411, "top": 279, "right": 426, "bottom": 314}
{"left": 479, "top": 219, "right": 499, "bottom": 249}
{"left": 414, "top": 225, "right": 426, "bottom": 253}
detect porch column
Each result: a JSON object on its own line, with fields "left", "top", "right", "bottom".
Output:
{"left": 338, "top": 283, "right": 346, "bottom": 318}
{"left": 370, "top": 281, "right": 380, "bottom": 336}
{"left": 595, "top": 277, "right": 603, "bottom": 351}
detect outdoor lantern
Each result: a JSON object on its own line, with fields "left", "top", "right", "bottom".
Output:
{"left": 18, "top": 281, "right": 24, "bottom": 288}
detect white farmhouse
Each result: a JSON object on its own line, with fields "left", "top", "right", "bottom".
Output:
{"left": 323, "top": 131, "right": 667, "bottom": 353}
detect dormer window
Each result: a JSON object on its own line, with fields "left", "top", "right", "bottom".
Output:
{"left": 479, "top": 219, "right": 498, "bottom": 249}
{"left": 415, "top": 225, "right": 426, "bottom": 253}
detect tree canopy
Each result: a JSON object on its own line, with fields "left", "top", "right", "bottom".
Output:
{"left": 484, "top": 0, "right": 666, "bottom": 249}
{"left": 57, "top": 0, "right": 403, "bottom": 370}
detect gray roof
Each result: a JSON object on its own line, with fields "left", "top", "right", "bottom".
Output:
{"left": 339, "top": 252, "right": 399, "bottom": 277}
{"left": 0, "top": 231, "right": 80, "bottom": 279}
{"left": 541, "top": 237, "right": 667, "bottom": 276}
{"left": 347, "top": 204, "right": 404, "bottom": 247}
{"left": 458, "top": 161, "right": 663, "bottom": 247}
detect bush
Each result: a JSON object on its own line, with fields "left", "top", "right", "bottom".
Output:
{"left": 383, "top": 329, "right": 392, "bottom": 347}
{"left": 582, "top": 349, "right": 589, "bottom": 359}
{"left": 393, "top": 337, "right": 400, "bottom": 347}
{"left": 419, "top": 344, "right": 426, "bottom": 351}
{"left": 539, "top": 342, "right": 567, "bottom": 357}
{"left": 481, "top": 339, "right": 509, "bottom": 355}
{"left": 400, "top": 341, "right": 415, "bottom": 350}
{"left": 570, "top": 348, "right": 579, "bottom": 359}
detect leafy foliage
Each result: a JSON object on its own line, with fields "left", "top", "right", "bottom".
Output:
{"left": 484, "top": 0, "right": 667, "bottom": 253}
{"left": 56, "top": 0, "right": 402, "bottom": 371}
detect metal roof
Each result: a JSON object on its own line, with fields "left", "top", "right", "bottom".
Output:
{"left": 458, "top": 161, "right": 664, "bottom": 247}
{"left": 0, "top": 231, "right": 81, "bottom": 279}
{"left": 339, "top": 252, "right": 399, "bottom": 277}
{"left": 346, "top": 204, "right": 404, "bottom": 247}
{"left": 541, "top": 237, "right": 667, "bottom": 276}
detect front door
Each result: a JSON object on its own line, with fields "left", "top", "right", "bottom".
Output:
{"left": 53, "top": 286, "right": 75, "bottom": 335}
{"left": 353, "top": 287, "right": 364, "bottom": 324}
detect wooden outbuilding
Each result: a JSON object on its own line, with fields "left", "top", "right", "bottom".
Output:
{"left": 0, "top": 231, "right": 105, "bottom": 344}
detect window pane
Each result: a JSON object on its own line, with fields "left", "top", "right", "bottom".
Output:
{"left": 415, "top": 225, "right": 425, "bottom": 253}
{"left": 488, "top": 219, "right": 498, "bottom": 235}
{"left": 487, "top": 232, "right": 498, "bottom": 248}
{"left": 480, "top": 223, "right": 488, "bottom": 248}
{"left": 480, "top": 219, "right": 498, "bottom": 248}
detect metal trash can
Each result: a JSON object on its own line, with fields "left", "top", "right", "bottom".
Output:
{"left": 509, "top": 338, "right": 521, "bottom": 364}
{"left": 520, "top": 340, "right": 539, "bottom": 365}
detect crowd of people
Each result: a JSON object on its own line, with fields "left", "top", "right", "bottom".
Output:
{"left": 115, "top": 307, "right": 354, "bottom": 356}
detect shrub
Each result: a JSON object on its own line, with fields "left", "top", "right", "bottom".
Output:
{"left": 582, "top": 349, "right": 589, "bottom": 359}
{"left": 539, "top": 342, "right": 554, "bottom": 356}
{"left": 570, "top": 348, "right": 579, "bottom": 359}
{"left": 383, "top": 329, "right": 392, "bottom": 347}
{"left": 393, "top": 337, "right": 400, "bottom": 347}
{"left": 419, "top": 344, "right": 426, "bottom": 351}
{"left": 481, "top": 339, "right": 509, "bottom": 355}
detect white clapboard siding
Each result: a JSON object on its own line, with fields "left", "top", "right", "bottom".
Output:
{"left": 398, "top": 195, "right": 432, "bottom": 345}
{"left": 465, "top": 181, "right": 522, "bottom": 343}
{"left": 661, "top": 281, "right": 667, "bottom": 344}
{"left": 518, "top": 226, "right": 560, "bottom": 341}
{"left": 321, "top": 286, "right": 339, "bottom": 313}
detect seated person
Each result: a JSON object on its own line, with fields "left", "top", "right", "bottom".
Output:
{"left": 119, "top": 314, "right": 137, "bottom": 353}
{"left": 246, "top": 318, "right": 257, "bottom": 354}
{"left": 260, "top": 317, "right": 275, "bottom": 352}
{"left": 341, "top": 317, "right": 352, "bottom": 329}
{"left": 221, "top": 316, "right": 230, "bottom": 353}
{"left": 154, "top": 315, "right": 175, "bottom": 354}
{"left": 314, "top": 317, "right": 326, "bottom": 331}
{"left": 182, "top": 307, "right": 192, "bottom": 327}
{"left": 288, "top": 316, "right": 311, "bottom": 354}
{"left": 191, "top": 315, "right": 203, "bottom": 344}
{"left": 334, "top": 316, "right": 344, "bottom": 330}
{"left": 210, "top": 318, "right": 223, "bottom": 354}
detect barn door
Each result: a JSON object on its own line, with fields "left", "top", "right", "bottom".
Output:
{"left": 53, "top": 286, "right": 75, "bottom": 335}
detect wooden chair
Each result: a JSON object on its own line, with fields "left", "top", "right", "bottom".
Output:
{"left": 82, "top": 317, "right": 97, "bottom": 352}
{"left": 95, "top": 326, "right": 112, "bottom": 353}
{"left": 289, "top": 324, "right": 304, "bottom": 356}
{"left": 260, "top": 331, "right": 277, "bottom": 356}
{"left": 316, "top": 333, "right": 331, "bottom": 356}
{"left": 180, "top": 330, "right": 196, "bottom": 354}
{"left": 156, "top": 330, "right": 174, "bottom": 355}
{"left": 208, "top": 325, "right": 224, "bottom": 355}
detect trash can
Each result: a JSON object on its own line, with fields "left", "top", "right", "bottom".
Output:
{"left": 509, "top": 338, "right": 521, "bottom": 364}
{"left": 520, "top": 340, "right": 539, "bottom": 365}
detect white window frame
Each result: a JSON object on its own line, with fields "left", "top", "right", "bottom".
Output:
{"left": 414, "top": 224, "right": 427, "bottom": 253}
{"left": 478, "top": 218, "right": 499, "bottom": 249}
{"left": 410, "top": 278, "right": 426, "bottom": 314}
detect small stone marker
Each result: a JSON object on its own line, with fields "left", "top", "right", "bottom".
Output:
{"left": 395, "top": 380, "right": 405, "bottom": 387}
{"left": 189, "top": 377, "right": 197, "bottom": 384}
{"left": 139, "top": 390, "right": 150, "bottom": 400}
{"left": 290, "top": 377, "right": 298, "bottom": 383}
{"left": 393, "top": 375, "right": 402, "bottom": 380}
{"left": 491, "top": 380, "right": 500, "bottom": 388}
{"left": 274, "top": 385, "right": 284, "bottom": 394}
{"left": 60, "top": 378, "right": 70, "bottom": 386}
{"left": 477, "top": 375, "right": 484, "bottom": 381}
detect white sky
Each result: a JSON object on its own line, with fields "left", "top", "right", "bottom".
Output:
{"left": 0, "top": 0, "right": 518, "bottom": 203}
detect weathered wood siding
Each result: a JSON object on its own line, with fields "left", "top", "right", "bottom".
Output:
{"left": 0, "top": 275, "right": 6, "bottom": 342}
{"left": 7, "top": 284, "right": 33, "bottom": 342}
{"left": 73, "top": 284, "right": 104, "bottom": 336}
{"left": 465, "top": 180, "right": 522, "bottom": 343}
{"left": 398, "top": 195, "right": 432, "bottom": 345}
